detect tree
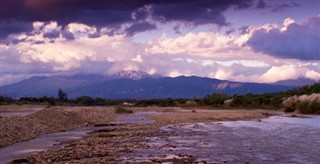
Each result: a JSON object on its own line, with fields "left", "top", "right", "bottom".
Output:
{"left": 58, "top": 89, "right": 68, "bottom": 102}
{"left": 76, "top": 96, "right": 94, "bottom": 106}
{"left": 201, "top": 93, "right": 229, "bottom": 106}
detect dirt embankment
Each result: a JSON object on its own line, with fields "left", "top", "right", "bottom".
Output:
{"left": 0, "top": 107, "right": 116, "bottom": 148}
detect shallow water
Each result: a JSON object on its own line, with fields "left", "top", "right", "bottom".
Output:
{"left": 117, "top": 111, "right": 160, "bottom": 124}
{"left": 134, "top": 115, "right": 320, "bottom": 163}
{"left": 0, "top": 125, "right": 109, "bottom": 164}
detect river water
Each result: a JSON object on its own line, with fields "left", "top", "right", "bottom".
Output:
{"left": 0, "top": 125, "right": 114, "bottom": 164}
{"left": 134, "top": 115, "right": 320, "bottom": 163}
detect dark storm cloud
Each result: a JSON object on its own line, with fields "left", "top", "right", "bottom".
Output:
{"left": 43, "top": 30, "right": 60, "bottom": 39}
{"left": 88, "top": 32, "right": 101, "bottom": 39}
{"left": 151, "top": 0, "right": 252, "bottom": 26}
{"left": 1, "top": 0, "right": 254, "bottom": 38}
{"left": 1, "top": 0, "right": 140, "bottom": 25}
{"left": 271, "top": 2, "right": 299, "bottom": 13}
{"left": 272, "top": 4, "right": 291, "bottom": 12}
{"left": 0, "top": 20, "right": 33, "bottom": 39}
{"left": 256, "top": 0, "right": 266, "bottom": 9}
{"left": 131, "top": 7, "right": 149, "bottom": 21}
{"left": 61, "top": 31, "right": 75, "bottom": 40}
{"left": 125, "top": 22, "right": 157, "bottom": 36}
{"left": 247, "top": 16, "right": 320, "bottom": 61}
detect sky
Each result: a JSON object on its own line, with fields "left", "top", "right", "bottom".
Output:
{"left": 0, "top": 0, "right": 319, "bottom": 85}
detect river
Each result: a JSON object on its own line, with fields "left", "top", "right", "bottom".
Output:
{"left": 134, "top": 114, "right": 320, "bottom": 163}
{"left": 1, "top": 112, "right": 319, "bottom": 163}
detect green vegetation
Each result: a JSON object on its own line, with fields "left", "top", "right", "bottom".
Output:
{"left": 201, "top": 93, "right": 229, "bottom": 107}
{"left": 198, "top": 83, "right": 320, "bottom": 114}
{"left": 115, "top": 106, "right": 133, "bottom": 114}
{"left": 1, "top": 83, "right": 319, "bottom": 114}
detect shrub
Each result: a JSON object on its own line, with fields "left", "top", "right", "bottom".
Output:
{"left": 284, "top": 107, "right": 295, "bottom": 113}
{"left": 309, "top": 101, "right": 320, "bottom": 114}
{"left": 282, "top": 94, "right": 320, "bottom": 114}
{"left": 115, "top": 106, "right": 133, "bottom": 114}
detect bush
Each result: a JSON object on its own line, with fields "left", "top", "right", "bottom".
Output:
{"left": 115, "top": 106, "right": 133, "bottom": 114}
{"left": 299, "top": 100, "right": 320, "bottom": 114}
{"left": 284, "top": 107, "right": 295, "bottom": 113}
{"left": 309, "top": 101, "right": 320, "bottom": 114}
{"left": 282, "top": 94, "right": 320, "bottom": 114}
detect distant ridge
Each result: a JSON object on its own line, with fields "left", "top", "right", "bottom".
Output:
{"left": 0, "top": 72, "right": 293, "bottom": 99}
{"left": 273, "top": 77, "right": 319, "bottom": 86}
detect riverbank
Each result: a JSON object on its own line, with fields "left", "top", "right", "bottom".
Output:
{"left": 0, "top": 107, "right": 116, "bottom": 148}
{"left": 0, "top": 107, "right": 277, "bottom": 163}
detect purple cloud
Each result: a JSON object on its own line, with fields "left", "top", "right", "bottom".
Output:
{"left": 125, "top": 22, "right": 157, "bottom": 36}
{"left": 238, "top": 26, "right": 250, "bottom": 35}
{"left": 151, "top": 0, "right": 252, "bottom": 26}
{"left": 61, "top": 31, "right": 75, "bottom": 40}
{"left": 0, "top": 0, "right": 254, "bottom": 39}
{"left": 43, "top": 30, "right": 60, "bottom": 39}
{"left": 247, "top": 16, "right": 320, "bottom": 60}
{"left": 256, "top": 0, "right": 266, "bottom": 9}
{"left": 271, "top": 2, "right": 299, "bottom": 13}
{"left": 0, "top": 20, "right": 33, "bottom": 39}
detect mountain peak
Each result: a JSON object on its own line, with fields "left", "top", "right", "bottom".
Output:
{"left": 111, "top": 70, "right": 157, "bottom": 80}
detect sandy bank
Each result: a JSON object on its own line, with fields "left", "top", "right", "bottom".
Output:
{"left": 151, "top": 110, "right": 273, "bottom": 125}
{"left": 0, "top": 107, "right": 116, "bottom": 148}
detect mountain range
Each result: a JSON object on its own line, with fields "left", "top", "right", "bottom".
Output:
{"left": 1, "top": 70, "right": 316, "bottom": 99}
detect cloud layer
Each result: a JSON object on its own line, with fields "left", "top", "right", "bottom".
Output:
{"left": 1, "top": 16, "right": 319, "bottom": 85}
{"left": 1, "top": 1, "right": 319, "bottom": 86}
{"left": 247, "top": 16, "right": 320, "bottom": 61}
{"left": 1, "top": 0, "right": 254, "bottom": 38}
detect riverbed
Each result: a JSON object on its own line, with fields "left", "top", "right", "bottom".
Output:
{"left": 1, "top": 109, "right": 319, "bottom": 163}
{"left": 131, "top": 114, "right": 320, "bottom": 163}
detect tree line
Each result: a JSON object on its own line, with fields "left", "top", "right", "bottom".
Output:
{"left": 1, "top": 83, "right": 319, "bottom": 113}
{"left": 0, "top": 88, "right": 189, "bottom": 107}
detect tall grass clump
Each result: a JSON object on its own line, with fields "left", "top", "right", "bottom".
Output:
{"left": 282, "top": 94, "right": 320, "bottom": 114}
{"left": 115, "top": 106, "right": 133, "bottom": 114}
